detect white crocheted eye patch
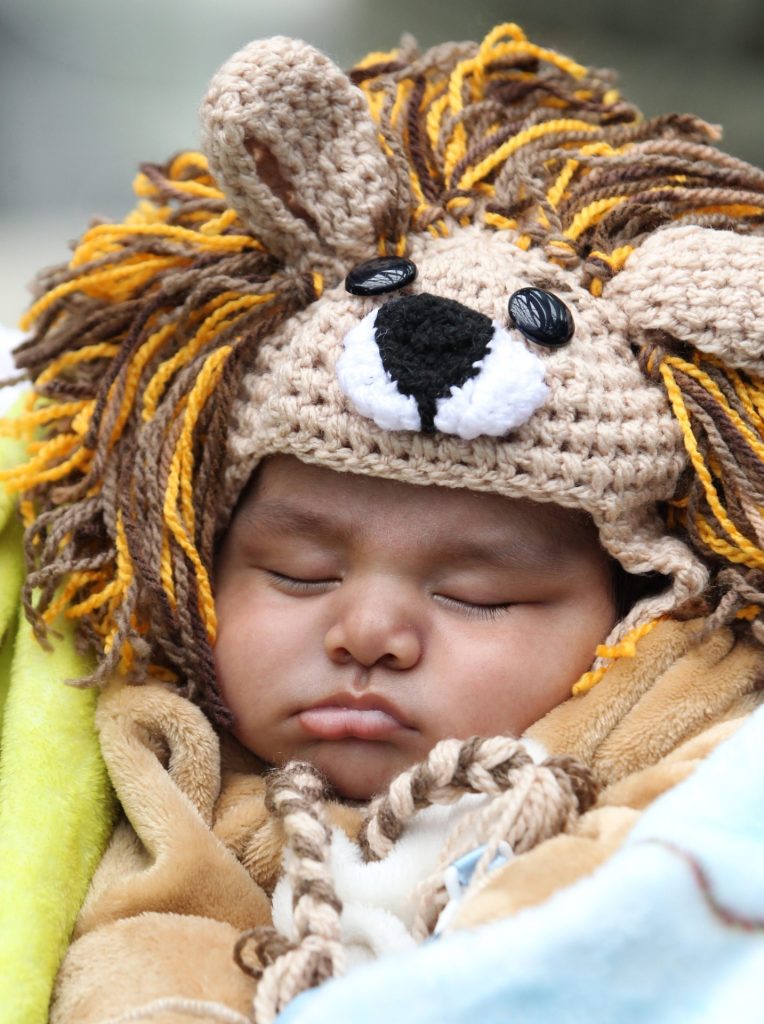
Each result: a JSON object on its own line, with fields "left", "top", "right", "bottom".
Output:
{"left": 336, "top": 305, "right": 549, "bottom": 441}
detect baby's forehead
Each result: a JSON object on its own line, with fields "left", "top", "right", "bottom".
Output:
{"left": 234, "top": 455, "right": 600, "bottom": 559}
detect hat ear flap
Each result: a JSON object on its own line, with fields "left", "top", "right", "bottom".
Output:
{"left": 605, "top": 224, "right": 764, "bottom": 373}
{"left": 200, "top": 37, "right": 403, "bottom": 277}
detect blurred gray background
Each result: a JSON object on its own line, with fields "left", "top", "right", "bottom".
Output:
{"left": 1, "top": 0, "right": 762, "bottom": 326}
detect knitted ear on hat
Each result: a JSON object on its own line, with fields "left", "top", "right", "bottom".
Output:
{"left": 200, "top": 37, "right": 405, "bottom": 276}
{"left": 606, "top": 225, "right": 764, "bottom": 373}
{"left": 605, "top": 225, "right": 764, "bottom": 639}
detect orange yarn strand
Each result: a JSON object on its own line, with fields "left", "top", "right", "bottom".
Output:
{"left": 572, "top": 617, "right": 664, "bottom": 695}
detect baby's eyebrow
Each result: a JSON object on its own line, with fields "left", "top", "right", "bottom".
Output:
{"left": 235, "top": 500, "right": 347, "bottom": 542}
{"left": 433, "top": 535, "right": 571, "bottom": 576}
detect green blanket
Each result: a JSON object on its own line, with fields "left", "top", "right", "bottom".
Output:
{"left": 0, "top": 405, "right": 116, "bottom": 1023}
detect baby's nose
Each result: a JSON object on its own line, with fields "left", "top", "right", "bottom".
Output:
{"left": 323, "top": 582, "right": 422, "bottom": 671}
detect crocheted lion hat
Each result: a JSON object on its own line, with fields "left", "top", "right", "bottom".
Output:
{"left": 4, "top": 24, "right": 764, "bottom": 721}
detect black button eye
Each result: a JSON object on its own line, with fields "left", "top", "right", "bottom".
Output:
{"left": 345, "top": 257, "right": 417, "bottom": 296}
{"left": 508, "top": 288, "right": 574, "bottom": 348}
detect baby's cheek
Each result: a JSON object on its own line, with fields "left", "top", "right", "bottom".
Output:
{"left": 440, "top": 613, "right": 588, "bottom": 734}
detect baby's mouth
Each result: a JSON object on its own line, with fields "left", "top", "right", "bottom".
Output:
{"left": 298, "top": 695, "right": 412, "bottom": 741}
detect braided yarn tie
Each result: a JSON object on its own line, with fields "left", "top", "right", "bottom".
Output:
{"left": 360, "top": 736, "right": 536, "bottom": 860}
{"left": 233, "top": 762, "right": 346, "bottom": 1024}
{"left": 359, "top": 737, "right": 598, "bottom": 938}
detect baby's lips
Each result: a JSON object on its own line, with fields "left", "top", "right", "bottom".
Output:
{"left": 298, "top": 706, "right": 405, "bottom": 740}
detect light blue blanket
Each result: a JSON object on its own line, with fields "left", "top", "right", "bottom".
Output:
{"left": 279, "top": 705, "right": 764, "bottom": 1023}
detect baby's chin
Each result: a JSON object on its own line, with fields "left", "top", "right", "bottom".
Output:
{"left": 292, "top": 740, "right": 422, "bottom": 802}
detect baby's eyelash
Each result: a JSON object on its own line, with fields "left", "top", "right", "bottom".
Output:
{"left": 266, "top": 571, "right": 338, "bottom": 593}
{"left": 434, "top": 594, "right": 510, "bottom": 620}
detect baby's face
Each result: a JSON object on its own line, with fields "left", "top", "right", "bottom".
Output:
{"left": 214, "top": 456, "right": 615, "bottom": 800}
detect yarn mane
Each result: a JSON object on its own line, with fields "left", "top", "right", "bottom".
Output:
{"left": 2, "top": 22, "right": 764, "bottom": 716}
